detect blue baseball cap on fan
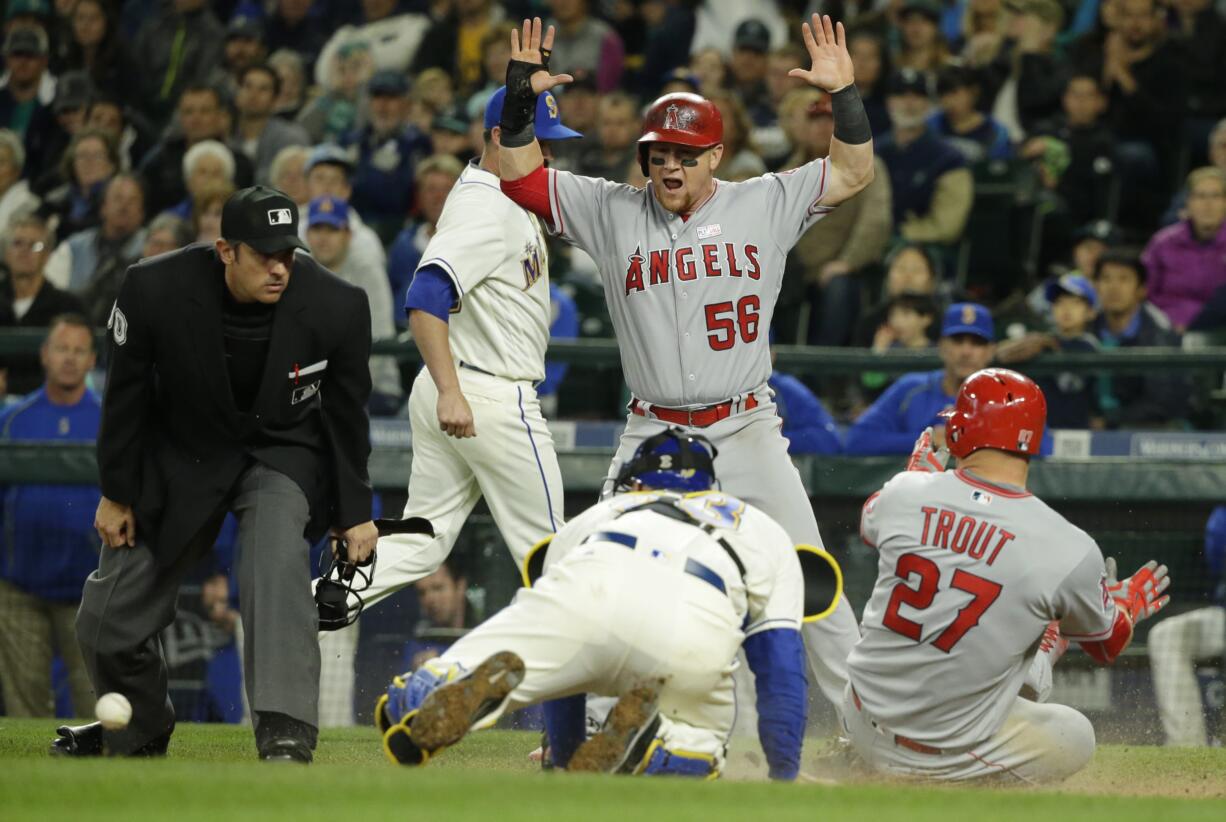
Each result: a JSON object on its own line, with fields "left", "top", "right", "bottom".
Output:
{"left": 1044, "top": 273, "right": 1099, "bottom": 310}
{"left": 941, "top": 302, "right": 994, "bottom": 341}
{"left": 307, "top": 196, "right": 349, "bottom": 229}
{"left": 483, "top": 86, "right": 583, "bottom": 140}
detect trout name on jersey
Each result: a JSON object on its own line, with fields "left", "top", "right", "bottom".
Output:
{"left": 919, "top": 506, "right": 1016, "bottom": 566}
{"left": 623, "top": 243, "right": 761, "bottom": 295}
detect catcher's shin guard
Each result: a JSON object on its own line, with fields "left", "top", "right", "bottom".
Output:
{"left": 567, "top": 682, "right": 662, "bottom": 774}
{"left": 639, "top": 740, "right": 718, "bottom": 778}
{"left": 405, "top": 651, "right": 526, "bottom": 757}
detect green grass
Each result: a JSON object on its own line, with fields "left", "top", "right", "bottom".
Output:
{"left": 0, "top": 719, "right": 1222, "bottom": 821}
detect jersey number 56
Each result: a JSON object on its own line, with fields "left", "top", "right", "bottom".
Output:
{"left": 881, "top": 553, "right": 1003, "bottom": 652}
{"left": 705, "top": 296, "right": 760, "bottom": 351}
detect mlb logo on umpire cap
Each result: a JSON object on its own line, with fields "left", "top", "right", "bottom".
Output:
{"left": 268, "top": 208, "right": 292, "bottom": 226}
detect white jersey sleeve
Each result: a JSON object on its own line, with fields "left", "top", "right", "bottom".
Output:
{"left": 417, "top": 183, "right": 509, "bottom": 301}
{"left": 1051, "top": 545, "right": 1117, "bottom": 641}
{"left": 738, "top": 510, "right": 804, "bottom": 638}
{"left": 737, "top": 157, "right": 834, "bottom": 252}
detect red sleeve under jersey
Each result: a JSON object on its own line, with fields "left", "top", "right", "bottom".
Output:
{"left": 500, "top": 166, "right": 551, "bottom": 222}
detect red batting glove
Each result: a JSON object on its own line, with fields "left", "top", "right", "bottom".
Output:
{"left": 906, "top": 426, "right": 949, "bottom": 473}
{"left": 1105, "top": 558, "right": 1171, "bottom": 625}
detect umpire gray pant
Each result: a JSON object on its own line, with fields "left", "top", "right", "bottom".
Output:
{"left": 75, "top": 463, "right": 319, "bottom": 754}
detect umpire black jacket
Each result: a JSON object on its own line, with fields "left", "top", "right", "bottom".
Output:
{"left": 97, "top": 243, "right": 373, "bottom": 566}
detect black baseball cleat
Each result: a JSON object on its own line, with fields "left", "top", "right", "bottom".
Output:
{"left": 49, "top": 721, "right": 172, "bottom": 757}
{"left": 408, "top": 651, "right": 525, "bottom": 755}
{"left": 567, "top": 683, "right": 662, "bottom": 774}
{"left": 259, "top": 737, "right": 313, "bottom": 764}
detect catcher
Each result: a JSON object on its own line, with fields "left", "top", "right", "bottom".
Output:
{"left": 848, "top": 368, "right": 1171, "bottom": 782}
{"left": 375, "top": 430, "right": 842, "bottom": 780}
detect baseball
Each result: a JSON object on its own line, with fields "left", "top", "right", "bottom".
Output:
{"left": 95, "top": 692, "right": 132, "bottom": 731}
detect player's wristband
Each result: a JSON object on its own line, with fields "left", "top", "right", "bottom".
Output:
{"left": 501, "top": 58, "right": 542, "bottom": 138}
{"left": 830, "top": 84, "right": 872, "bottom": 145}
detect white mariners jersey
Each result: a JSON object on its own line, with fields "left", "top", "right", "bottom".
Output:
{"left": 544, "top": 159, "right": 834, "bottom": 406}
{"left": 416, "top": 162, "right": 551, "bottom": 382}
{"left": 538, "top": 491, "right": 803, "bottom": 635}
{"left": 849, "top": 469, "right": 1117, "bottom": 749}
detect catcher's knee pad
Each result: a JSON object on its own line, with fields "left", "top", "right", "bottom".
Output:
{"left": 382, "top": 710, "right": 431, "bottom": 766}
{"left": 381, "top": 660, "right": 466, "bottom": 726}
{"left": 637, "top": 739, "right": 719, "bottom": 779}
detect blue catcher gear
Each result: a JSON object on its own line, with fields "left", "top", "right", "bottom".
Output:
{"left": 614, "top": 427, "right": 718, "bottom": 492}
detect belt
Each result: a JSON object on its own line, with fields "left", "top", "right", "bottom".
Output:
{"left": 458, "top": 361, "right": 496, "bottom": 377}
{"left": 851, "top": 688, "right": 944, "bottom": 756}
{"left": 630, "top": 394, "right": 758, "bottom": 428}
{"left": 581, "top": 530, "right": 726, "bottom": 595}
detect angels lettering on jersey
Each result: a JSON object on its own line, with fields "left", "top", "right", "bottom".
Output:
{"left": 622, "top": 242, "right": 762, "bottom": 296}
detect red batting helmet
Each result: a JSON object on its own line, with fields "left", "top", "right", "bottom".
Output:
{"left": 942, "top": 368, "right": 1047, "bottom": 460}
{"left": 637, "top": 92, "right": 723, "bottom": 175}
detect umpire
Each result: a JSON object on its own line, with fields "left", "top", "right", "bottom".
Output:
{"left": 53, "top": 186, "right": 378, "bottom": 763}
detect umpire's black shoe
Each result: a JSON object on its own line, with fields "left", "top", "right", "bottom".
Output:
{"left": 259, "top": 737, "right": 313, "bottom": 764}
{"left": 49, "top": 722, "right": 172, "bottom": 757}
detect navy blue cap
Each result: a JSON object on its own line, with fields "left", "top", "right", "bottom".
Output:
{"left": 1045, "top": 273, "right": 1099, "bottom": 310}
{"left": 306, "top": 195, "right": 349, "bottom": 229}
{"left": 483, "top": 87, "right": 583, "bottom": 140}
{"left": 369, "top": 70, "right": 409, "bottom": 96}
{"left": 941, "top": 302, "right": 994, "bottom": 340}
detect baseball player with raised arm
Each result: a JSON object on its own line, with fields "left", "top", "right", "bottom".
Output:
{"left": 317, "top": 88, "right": 582, "bottom": 621}
{"left": 375, "top": 430, "right": 843, "bottom": 780}
{"left": 494, "top": 14, "right": 874, "bottom": 713}
{"left": 849, "top": 368, "right": 1171, "bottom": 783}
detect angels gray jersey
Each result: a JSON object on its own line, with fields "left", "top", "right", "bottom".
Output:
{"left": 544, "top": 159, "right": 834, "bottom": 407}
{"left": 849, "top": 468, "right": 1116, "bottom": 749}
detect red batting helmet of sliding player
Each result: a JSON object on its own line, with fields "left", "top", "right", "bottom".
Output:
{"left": 941, "top": 368, "right": 1047, "bottom": 460}
{"left": 637, "top": 92, "right": 723, "bottom": 175}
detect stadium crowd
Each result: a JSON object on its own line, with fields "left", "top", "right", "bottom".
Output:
{"left": 0, "top": 0, "right": 1224, "bottom": 733}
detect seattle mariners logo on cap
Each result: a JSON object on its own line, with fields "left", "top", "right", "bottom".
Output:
{"left": 962, "top": 305, "right": 976, "bottom": 324}
{"left": 545, "top": 93, "right": 558, "bottom": 119}
{"left": 267, "top": 208, "right": 292, "bottom": 226}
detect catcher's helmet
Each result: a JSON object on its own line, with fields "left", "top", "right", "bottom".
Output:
{"left": 942, "top": 368, "right": 1047, "bottom": 460}
{"left": 636, "top": 92, "right": 723, "bottom": 175}
{"left": 315, "top": 547, "right": 376, "bottom": 631}
{"left": 615, "top": 427, "right": 719, "bottom": 492}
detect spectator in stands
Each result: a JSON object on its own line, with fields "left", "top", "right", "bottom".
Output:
{"left": 777, "top": 88, "right": 891, "bottom": 347}
{"left": 388, "top": 155, "right": 463, "bottom": 330}
{"left": 690, "top": 47, "right": 728, "bottom": 96}
{"left": 411, "top": 0, "right": 499, "bottom": 97}
{"left": 0, "top": 26, "right": 57, "bottom": 177}
{"left": 475, "top": 22, "right": 515, "bottom": 96}
{"left": 547, "top": 0, "right": 625, "bottom": 93}
{"left": 550, "top": 75, "right": 599, "bottom": 172}
{"left": 141, "top": 212, "right": 192, "bottom": 260}
{"left": 636, "top": 0, "right": 697, "bottom": 98}
{"left": 345, "top": 71, "right": 432, "bottom": 244}
{"left": 33, "top": 71, "right": 93, "bottom": 188}
{"left": 0, "top": 314, "right": 100, "bottom": 717}
{"left": 1163, "top": 119, "right": 1226, "bottom": 226}
{"left": 304, "top": 195, "right": 401, "bottom": 411}
{"left": 847, "top": 28, "right": 892, "bottom": 138}
{"left": 169, "top": 139, "right": 236, "bottom": 224}
{"left": 853, "top": 242, "right": 943, "bottom": 347}
{"left": 578, "top": 92, "right": 639, "bottom": 183}
{"left": 1091, "top": 247, "right": 1189, "bottom": 428}
{"left": 44, "top": 174, "right": 145, "bottom": 326}
{"left": 537, "top": 282, "right": 581, "bottom": 419}
{"left": 0, "top": 214, "right": 84, "bottom": 395}
{"left": 710, "top": 91, "right": 766, "bottom": 181}
{"left": 265, "top": 0, "right": 329, "bottom": 77}
{"left": 268, "top": 50, "right": 307, "bottom": 121}
{"left": 190, "top": 182, "right": 232, "bottom": 244}
{"left": 999, "top": 274, "right": 1104, "bottom": 429}
{"left": 140, "top": 84, "right": 254, "bottom": 215}
{"left": 269, "top": 144, "right": 310, "bottom": 214}
{"left": 895, "top": 0, "right": 952, "bottom": 75}
{"left": 845, "top": 302, "right": 997, "bottom": 456}
{"left": 302, "top": 145, "right": 386, "bottom": 276}
{"left": 872, "top": 293, "right": 940, "bottom": 354}
{"left": 878, "top": 68, "right": 972, "bottom": 246}
{"left": 959, "top": 0, "right": 1009, "bottom": 61}
{"left": 728, "top": 19, "right": 773, "bottom": 126}
{"left": 429, "top": 105, "right": 474, "bottom": 165}
{"left": 1141, "top": 168, "right": 1226, "bottom": 332}
{"left": 928, "top": 65, "right": 1011, "bottom": 163}
{"left": 221, "top": 15, "right": 267, "bottom": 95}
{"left": 316, "top": 0, "right": 429, "bottom": 94}
{"left": 1168, "top": 0, "right": 1226, "bottom": 167}
{"left": 404, "top": 557, "right": 475, "bottom": 670}
{"left": 1147, "top": 506, "right": 1226, "bottom": 747}
{"left": 233, "top": 64, "right": 309, "bottom": 187}
{"left": 85, "top": 95, "right": 151, "bottom": 173}
{"left": 39, "top": 128, "right": 116, "bottom": 241}
{"left": 0, "top": 129, "right": 38, "bottom": 240}
{"left": 979, "top": 0, "right": 1068, "bottom": 138}
{"left": 61, "top": 0, "right": 128, "bottom": 102}
{"left": 769, "top": 351, "right": 842, "bottom": 456}
{"left": 1027, "top": 74, "right": 1116, "bottom": 232}
{"left": 297, "top": 40, "right": 372, "bottom": 145}
{"left": 131, "top": 0, "right": 224, "bottom": 126}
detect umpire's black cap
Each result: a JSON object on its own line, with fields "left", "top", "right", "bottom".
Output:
{"left": 221, "top": 186, "right": 308, "bottom": 254}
